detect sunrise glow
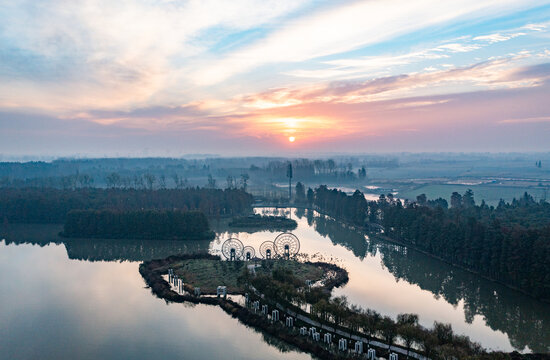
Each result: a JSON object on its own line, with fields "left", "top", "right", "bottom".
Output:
{"left": 0, "top": 1, "right": 549, "bottom": 155}
{"left": 1, "top": 2, "right": 550, "bottom": 358}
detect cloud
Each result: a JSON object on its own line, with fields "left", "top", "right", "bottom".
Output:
{"left": 474, "top": 32, "right": 526, "bottom": 43}
{"left": 0, "top": 0, "right": 311, "bottom": 111}
{"left": 189, "top": 0, "right": 550, "bottom": 85}
{"left": 498, "top": 116, "right": 550, "bottom": 124}
{"left": 285, "top": 21, "right": 548, "bottom": 81}
{"left": 435, "top": 43, "right": 481, "bottom": 52}
{"left": 285, "top": 47, "right": 451, "bottom": 80}
{"left": 522, "top": 23, "right": 549, "bottom": 31}
{"left": 1, "top": 0, "right": 550, "bottom": 155}
{"left": 239, "top": 59, "right": 550, "bottom": 109}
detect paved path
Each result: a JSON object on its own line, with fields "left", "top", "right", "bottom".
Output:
{"left": 273, "top": 302, "right": 427, "bottom": 360}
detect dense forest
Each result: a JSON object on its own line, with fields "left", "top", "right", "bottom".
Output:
{"left": 62, "top": 210, "right": 214, "bottom": 240}
{"left": 308, "top": 186, "right": 550, "bottom": 301}
{"left": 382, "top": 192, "right": 550, "bottom": 301}
{"left": 0, "top": 187, "right": 252, "bottom": 223}
{"left": 293, "top": 209, "right": 550, "bottom": 352}
{"left": 307, "top": 185, "right": 370, "bottom": 226}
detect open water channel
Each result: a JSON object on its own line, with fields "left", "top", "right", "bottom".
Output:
{"left": 1, "top": 207, "right": 548, "bottom": 359}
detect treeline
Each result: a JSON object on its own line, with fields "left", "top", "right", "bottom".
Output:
{"left": 249, "top": 264, "right": 483, "bottom": 359}
{"left": 62, "top": 210, "right": 214, "bottom": 240}
{"left": 296, "top": 209, "right": 550, "bottom": 353}
{"left": 264, "top": 159, "right": 368, "bottom": 182}
{"left": 308, "top": 186, "right": 550, "bottom": 301}
{"left": 305, "top": 185, "right": 369, "bottom": 226}
{"left": 0, "top": 187, "right": 252, "bottom": 223}
{"left": 228, "top": 215, "right": 297, "bottom": 230}
{"left": 382, "top": 192, "right": 550, "bottom": 301}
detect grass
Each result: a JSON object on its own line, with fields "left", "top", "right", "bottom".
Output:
{"left": 169, "top": 259, "right": 324, "bottom": 294}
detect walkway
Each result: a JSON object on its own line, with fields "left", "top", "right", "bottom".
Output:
{"left": 274, "top": 303, "right": 427, "bottom": 360}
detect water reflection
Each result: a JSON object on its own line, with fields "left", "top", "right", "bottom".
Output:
{"left": 1, "top": 209, "right": 549, "bottom": 354}
{"left": 64, "top": 238, "right": 211, "bottom": 262}
{"left": 299, "top": 210, "right": 550, "bottom": 353}
{"left": 0, "top": 239, "right": 311, "bottom": 360}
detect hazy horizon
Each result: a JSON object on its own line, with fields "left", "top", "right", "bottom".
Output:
{"left": 3, "top": 151, "right": 550, "bottom": 162}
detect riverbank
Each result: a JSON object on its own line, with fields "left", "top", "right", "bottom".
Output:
{"left": 229, "top": 214, "right": 297, "bottom": 230}
{"left": 259, "top": 203, "right": 549, "bottom": 304}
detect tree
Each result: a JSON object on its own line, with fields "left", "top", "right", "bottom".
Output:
{"left": 380, "top": 316, "right": 397, "bottom": 350}
{"left": 397, "top": 313, "right": 419, "bottom": 326}
{"left": 133, "top": 174, "right": 144, "bottom": 189}
{"left": 399, "top": 324, "right": 420, "bottom": 358}
{"left": 433, "top": 321, "right": 454, "bottom": 344}
{"left": 226, "top": 175, "right": 234, "bottom": 189}
{"left": 106, "top": 172, "right": 121, "bottom": 189}
{"left": 295, "top": 182, "right": 306, "bottom": 204}
{"left": 361, "top": 309, "right": 381, "bottom": 346}
{"left": 172, "top": 173, "right": 180, "bottom": 189}
{"left": 329, "top": 296, "right": 348, "bottom": 326}
{"left": 143, "top": 173, "right": 156, "bottom": 190}
{"left": 77, "top": 174, "right": 93, "bottom": 188}
{"left": 207, "top": 174, "right": 216, "bottom": 188}
{"left": 416, "top": 194, "right": 427, "bottom": 206}
{"left": 421, "top": 332, "right": 439, "bottom": 358}
{"left": 240, "top": 173, "right": 249, "bottom": 191}
{"left": 327, "top": 159, "right": 336, "bottom": 174}
{"left": 462, "top": 189, "right": 475, "bottom": 208}
{"left": 306, "top": 188, "right": 314, "bottom": 206}
{"left": 450, "top": 192, "right": 462, "bottom": 209}
{"left": 158, "top": 174, "right": 166, "bottom": 189}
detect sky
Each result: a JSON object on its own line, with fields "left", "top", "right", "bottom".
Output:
{"left": 1, "top": 0, "right": 550, "bottom": 157}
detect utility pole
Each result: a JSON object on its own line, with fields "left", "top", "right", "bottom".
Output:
{"left": 287, "top": 162, "right": 293, "bottom": 202}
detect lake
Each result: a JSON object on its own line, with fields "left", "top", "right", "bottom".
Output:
{"left": 1, "top": 207, "right": 548, "bottom": 359}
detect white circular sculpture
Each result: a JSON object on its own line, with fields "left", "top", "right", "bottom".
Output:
{"left": 242, "top": 246, "right": 255, "bottom": 261}
{"left": 221, "top": 238, "right": 244, "bottom": 261}
{"left": 274, "top": 232, "right": 300, "bottom": 259}
{"left": 259, "top": 241, "right": 276, "bottom": 259}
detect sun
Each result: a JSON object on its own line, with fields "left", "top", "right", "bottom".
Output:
{"left": 288, "top": 136, "right": 296, "bottom": 142}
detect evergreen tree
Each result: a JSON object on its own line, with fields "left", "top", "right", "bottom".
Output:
{"left": 295, "top": 182, "right": 306, "bottom": 204}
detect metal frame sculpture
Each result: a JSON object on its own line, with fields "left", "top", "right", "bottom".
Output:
{"left": 259, "top": 241, "right": 276, "bottom": 260}
{"left": 274, "top": 232, "right": 300, "bottom": 259}
{"left": 221, "top": 238, "right": 244, "bottom": 261}
{"left": 242, "top": 246, "right": 255, "bottom": 261}
{"left": 220, "top": 233, "right": 300, "bottom": 261}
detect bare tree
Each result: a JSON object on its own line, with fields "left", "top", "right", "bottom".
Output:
{"left": 143, "top": 173, "right": 156, "bottom": 190}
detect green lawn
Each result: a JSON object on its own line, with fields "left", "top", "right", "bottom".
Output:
{"left": 171, "top": 259, "right": 323, "bottom": 294}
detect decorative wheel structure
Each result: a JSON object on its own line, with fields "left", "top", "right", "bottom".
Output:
{"left": 274, "top": 233, "right": 300, "bottom": 259}
{"left": 259, "top": 241, "right": 276, "bottom": 260}
{"left": 243, "top": 246, "right": 255, "bottom": 261}
{"left": 221, "top": 238, "right": 244, "bottom": 261}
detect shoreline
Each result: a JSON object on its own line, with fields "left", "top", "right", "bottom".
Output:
{"left": 258, "top": 204, "right": 549, "bottom": 304}
{"left": 139, "top": 254, "right": 424, "bottom": 360}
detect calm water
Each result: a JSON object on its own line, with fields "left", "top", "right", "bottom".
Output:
{"left": 1, "top": 207, "right": 549, "bottom": 359}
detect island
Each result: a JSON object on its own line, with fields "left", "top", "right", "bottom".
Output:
{"left": 139, "top": 253, "right": 354, "bottom": 360}
{"left": 139, "top": 253, "right": 507, "bottom": 360}
{"left": 228, "top": 214, "right": 297, "bottom": 230}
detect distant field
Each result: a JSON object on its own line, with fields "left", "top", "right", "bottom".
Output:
{"left": 400, "top": 184, "right": 548, "bottom": 205}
